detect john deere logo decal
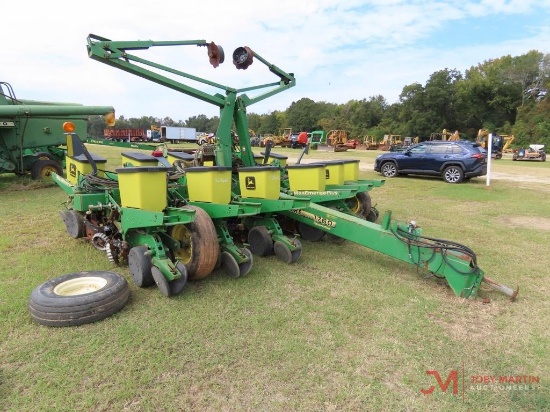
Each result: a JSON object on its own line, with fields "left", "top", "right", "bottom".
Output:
{"left": 325, "top": 169, "right": 330, "bottom": 179}
{"left": 245, "top": 176, "right": 256, "bottom": 190}
{"left": 69, "top": 163, "right": 77, "bottom": 178}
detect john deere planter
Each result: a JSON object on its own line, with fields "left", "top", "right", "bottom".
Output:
{"left": 49, "top": 34, "right": 517, "bottom": 300}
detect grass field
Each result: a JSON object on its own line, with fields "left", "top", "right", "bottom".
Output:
{"left": 1, "top": 145, "right": 549, "bottom": 411}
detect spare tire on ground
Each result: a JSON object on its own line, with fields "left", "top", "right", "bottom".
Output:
{"left": 28, "top": 271, "right": 130, "bottom": 327}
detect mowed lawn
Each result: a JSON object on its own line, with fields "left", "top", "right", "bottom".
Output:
{"left": 1, "top": 145, "right": 549, "bottom": 411}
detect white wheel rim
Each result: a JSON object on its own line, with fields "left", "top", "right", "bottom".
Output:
{"left": 53, "top": 276, "right": 108, "bottom": 296}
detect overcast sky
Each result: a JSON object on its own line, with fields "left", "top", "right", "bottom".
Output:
{"left": 3, "top": 0, "right": 550, "bottom": 122}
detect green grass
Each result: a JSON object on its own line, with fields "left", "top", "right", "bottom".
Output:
{"left": 1, "top": 146, "right": 549, "bottom": 411}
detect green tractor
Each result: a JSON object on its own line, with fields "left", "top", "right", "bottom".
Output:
{"left": 49, "top": 34, "right": 517, "bottom": 302}
{"left": 0, "top": 81, "right": 115, "bottom": 179}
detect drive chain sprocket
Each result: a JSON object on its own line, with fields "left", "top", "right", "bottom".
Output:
{"left": 91, "top": 233, "right": 110, "bottom": 251}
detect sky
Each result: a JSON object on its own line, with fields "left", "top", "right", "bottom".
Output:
{"left": 3, "top": 0, "right": 550, "bottom": 123}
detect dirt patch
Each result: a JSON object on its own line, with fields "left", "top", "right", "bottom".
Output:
{"left": 497, "top": 215, "right": 550, "bottom": 231}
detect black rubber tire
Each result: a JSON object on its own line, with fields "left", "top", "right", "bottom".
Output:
{"left": 31, "top": 159, "right": 63, "bottom": 180}
{"left": 239, "top": 248, "right": 254, "bottom": 277}
{"left": 169, "top": 206, "right": 218, "bottom": 280}
{"left": 297, "top": 221, "right": 325, "bottom": 242}
{"left": 380, "top": 162, "right": 397, "bottom": 178}
{"left": 355, "top": 191, "right": 372, "bottom": 219}
{"left": 60, "top": 210, "right": 86, "bottom": 239}
{"left": 366, "top": 207, "right": 379, "bottom": 223}
{"left": 151, "top": 266, "right": 170, "bottom": 297}
{"left": 222, "top": 251, "right": 240, "bottom": 278}
{"left": 274, "top": 241, "right": 293, "bottom": 264}
{"left": 28, "top": 271, "right": 129, "bottom": 327}
{"left": 247, "top": 226, "right": 273, "bottom": 256}
{"left": 128, "top": 246, "right": 155, "bottom": 287}
{"left": 290, "top": 246, "right": 302, "bottom": 263}
{"left": 169, "top": 262, "right": 188, "bottom": 296}
{"left": 443, "top": 165, "right": 464, "bottom": 183}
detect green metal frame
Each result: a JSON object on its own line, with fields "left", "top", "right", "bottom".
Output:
{"left": 73, "top": 34, "right": 517, "bottom": 299}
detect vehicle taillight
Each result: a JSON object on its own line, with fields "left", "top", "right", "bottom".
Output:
{"left": 471, "top": 153, "right": 484, "bottom": 159}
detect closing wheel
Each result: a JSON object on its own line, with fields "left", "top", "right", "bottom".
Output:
{"left": 31, "top": 159, "right": 63, "bottom": 180}
{"left": 221, "top": 251, "right": 240, "bottom": 278}
{"left": 169, "top": 206, "right": 218, "bottom": 280}
{"left": 169, "top": 262, "right": 188, "bottom": 296}
{"left": 60, "top": 210, "right": 86, "bottom": 239}
{"left": 247, "top": 226, "right": 273, "bottom": 256}
{"left": 151, "top": 266, "right": 170, "bottom": 297}
{"left": 128, "top": 246, "right": 155, "bottom": 287}
{"left": 239, "top": 248, "right": 254, "bottom": 277}
{"left": 297, "top": 221, "right": 325, "bottom": 242}
{"left": 28, "top": 271, "right": 129, "bottom": 327}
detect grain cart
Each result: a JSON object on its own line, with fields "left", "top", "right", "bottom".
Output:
{"left": 0, "top": 81, "right": 115, "bottom": 178}
{"left": 50, "top": 34, "right": 518, "bottom": 301}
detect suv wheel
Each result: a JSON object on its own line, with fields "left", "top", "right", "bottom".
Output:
{"left": 443, "top": 165, "right": 464, "bottom": 183}
{"left": 381, "top": 162, "right": 398, "bottom": 178}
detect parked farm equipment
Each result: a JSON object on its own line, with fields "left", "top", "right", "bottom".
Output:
{"left": 49, "top": 34, "right": 517, "bottom": 305}
{"left": 512, "top": 145, "right": 546, "bottom": 161}
{"left": 0, "top": 81, "right": 115, "bottom": 179}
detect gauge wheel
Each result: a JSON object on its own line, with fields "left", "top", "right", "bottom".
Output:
{"left": 380, "top": 162, "right": 398, "bottom": 178}
{"left": 443, "top": 165, "right": 464, "bottom": 183}
{"left": 169, "top": 206, "right": 218, "bottom": 280}
{"left": 28, "top": 271, "right": 129, "bottom": 327}
{"left": 128, "top": 246, "right": 155, "bottom": 287}
{"left": 31, "top": 159, "right": 63, "bottom": 180}
{"left": 273, "top": 241, "right": 292, "bottom": 264}
{"left": 297, "top": 221, "right": 325, "bottom": 242}
{"left": 60, "top": 210, "right": 86, "bottom": 239}
{"left": 169, "top": 262, "right": 188, "bottom": 296}
{"left": 247, "top": 226, "right": 273, "bottom": 256}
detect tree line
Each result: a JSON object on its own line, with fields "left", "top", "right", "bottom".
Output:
{"left": 89, "top": 50, "right": 550, "bottom": 148}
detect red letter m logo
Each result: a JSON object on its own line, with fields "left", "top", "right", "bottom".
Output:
{"left": 421, "top": 370, "right": 459, "bottom": 395}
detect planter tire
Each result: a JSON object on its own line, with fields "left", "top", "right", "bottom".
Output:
{"left": 28, "top": 271, "right": 130, "bottom": 327}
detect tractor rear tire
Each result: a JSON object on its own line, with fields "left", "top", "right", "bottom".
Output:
{"left": 169, "top": 206, "right": 218, "bottom": 280}
{"left": 31, "top": 159, "right": 63, "bottom": 180}
{"left": 28, "top": 271, "right": 129, "bottom": 327}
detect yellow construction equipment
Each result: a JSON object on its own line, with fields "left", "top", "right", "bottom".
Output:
{"left": 378, "top": 134, "right": 401, "bottom": 151}
{"left": 502, "top": 135, "right": 515, "bottom": 153}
